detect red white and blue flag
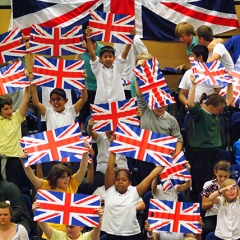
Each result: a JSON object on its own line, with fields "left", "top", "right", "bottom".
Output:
{"left": 160, "top": 151, "right": 191, "bottom": 191}
{"left": 34, "top": 190, "right": 100, "bottom": 226}
{"left": 9, "top": 1, "right": 239, "bottom": 41}
{"left": 88, "top": 10, "right": 135, "bottom": 44}
{"left": 32, "top": 56, "right": 85, "bottom": 90}
{"left": 190, "top": 57, "right": 232, "bottom": 86}
{"left": 133, "top": 57, "right": 175, "bottom": 109}
{"left": 0, "top": 28, "right": 26, "bottom": 64}
{"left": 0, "top": 61, "right": 30, "bottom": 95}
{"left": 29, "top": 24, "right": 85, "bottom": 56}
{"left": 219, "top": 57, "right": 240, "bottom": 108}
{"left": 148, "top": 199, "right": 202, "bottom": 234}
{"left": 20, "top": 123, "right": 88, "bottom": 167}
{"left": 90, "top": 98, "right": 141, "bottom": 132}
{"left": 109, "top": 123, "right": 177, "bottom": 166}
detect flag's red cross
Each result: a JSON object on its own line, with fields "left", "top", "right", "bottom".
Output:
{"left": 92, "top": 101, "right": 137, "bottom": 130}
{"left": 160, "top": 164, "right": 185, "bottom": 180}
{"left": 33, "top": 27, "right": 80, "bottom": 56}
{"left": 37, "top": 191, "right": 97, "bottom": 225}
{"left": 0, "top": 66, "right": 24, "bottom": 95}
{"left": 116, "top": 130, "right": 171, "bottom": 161}
{"left": 196, "top": 61, "right": 226, "bottom": 85}
{"left": 90, "top": 11, "right": 133, "bottom": 42}
{"left": 0, "top": 29, "right": 23, "bottom": 64}
{"left": 33, "top": 56, "right": 83, "bottom": 88}
{"left": 149, "top": 201, "right": 200, "bottom": 232}
{"left": 25, "top": 129, "right": 80, "bottom": 161}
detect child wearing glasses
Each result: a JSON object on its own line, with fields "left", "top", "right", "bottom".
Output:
{"left": 187, "top": 73, "right": 233, "bottom": 202}
{"left": 31, "top": 75, "right": 87, "bottom": 130}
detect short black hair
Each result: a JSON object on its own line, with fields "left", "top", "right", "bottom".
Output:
{"left": 0, "top": 96, "right": 13, "bottom": 110}
{"left": 100, "top": 46, "right": 115, "bottom": 57}
{"left": 50, "top": 88, "right": 67, "bottom": 99}
{"left": 191, "top": 45, "right": 208, "bottom": 62}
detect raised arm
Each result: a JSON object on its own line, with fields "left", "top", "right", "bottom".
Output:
{"left": 105, "top": 151, "right": 116, "bottom": 190}
{"left": 20, "top": 151, "right": 42, "bottom": 189}
{"left": 19, "top": 85, "right": 30, "bottom": 118}
{"left": 137, "top": 165, "right": 164, "bottom": 197}
{"left": 33, "top": 202, "right": 53, "bottom": 239}
{"left": 187, "top": 74, "right": 196, "bottom": 108}
{"left": 151, "top": 177, "right": 159, "bottom": 196}
{"left": 226, "top": 83, "right": 233, "bottom": 106}
{"left": 74, "top": 140, "right": 90, "bottom": 183}
{"left": 121, "top": 28, "right": 136, "bottom": 60}
{"left": 31, "top": 84, "right": 46, "bottom": 116}
{"left": 86, "top": 27, "right": 97, "bottom": 62}
{"left": 73, "top": 73, "right": 88, "bottom": 114}
{"left": 90, "top": 207, "right": 103, "bottom": 240}
{"left": 87, "top": 118, "right": 98, "bottom": 141}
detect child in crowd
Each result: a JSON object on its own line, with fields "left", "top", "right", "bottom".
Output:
{"left": 31, "top": 76, "right": 87, "bottom": 130}
{"left": 146, "top": 162, "right": 193, "bottom": 240}
{"left": 86, "top": 26, "right": 136, "bottom": 104}
{"left": 175, "top": 22, "right": 223, "bottom": 71}
{"left": 80, "top": 118, "right": 128, "bottom": 194}
{"left": 0, "top": 77, "right": 30, "bottom": 190}
{"left": 201, "top": 160, "right": 231, "bottom": 240}
{"left": 208, "top": 179, "right": 240, "bottom": 240}
{"left": 33, "top": 202, "right": 103, "bottom": 240}
{"left": 0, "top": 201, "right": 28, "bottom": 240}
{"left": 135, "top": 66, "right": 183, "bottom": 153}
{"left": 101, "top": 152, "right": 164, "bottom": 239}
{"left": 196, "top": 25, "right": 234, "bottom": 71}
{"left": 21, "top": 142, "right": 91, "bottom": 239}
{"left": 75, "top": 28, "right": 104, "bottom": 130}
{"left": 187, "top": 74, "right": 233, "bottom": 202}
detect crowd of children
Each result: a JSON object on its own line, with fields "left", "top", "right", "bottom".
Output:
{"left": 0, "top": 20, "right": 240, "bottom": 240}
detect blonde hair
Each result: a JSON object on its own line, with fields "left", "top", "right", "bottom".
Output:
{"left": 135, "top": 52, "right": 153, "bottom": 65}
{"left": 220, "top": 179, "right": 239, "bottom": 206}
{"left": 185, "top": 238, "right": 197, "bottom": 240}
{"left": 175, "top": 22, "right": 195, "bottom": 38}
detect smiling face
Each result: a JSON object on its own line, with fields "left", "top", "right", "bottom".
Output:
{"left": 179, "top": 34, "right": 193, "bottom": 46}
{"left": 66, "top": 225, "right": 83, "bottom": 239}
{"left": 114, "top": 171, "right": 131, "bottom": 194}
{"left": 0, "top": 104, "right": 13, "bottom": 119}
{"left": 49, "top": 93, "right": 68, "bottom": 113}
{"left": 100, "top": 52, "right": 115, "bottom": 68}
{"left": 0, "top": 207, "right": 11, "bottom": 225}
{"left": 223, "top": 184, "right": 238, "bottom": 202}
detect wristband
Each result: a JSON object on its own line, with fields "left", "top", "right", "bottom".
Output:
{"left": 147, "top": 232, "right": 153, "bottom": 238}
{"left": 218, "top": 189, "right": 222, "bottom": 195}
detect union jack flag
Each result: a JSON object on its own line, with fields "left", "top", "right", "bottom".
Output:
{"left": 160, "top": 151, "right": 191, "bottom": 191}
{"left": 133, "top": 57, "right": 175, "bottom": 109}
{"left": 148, "top": 199, "right": 202, "bottom": 234}
{"left": 20, "top": 123, "right": 88, "bottom": 167}
{"left": 88, "top": 10, "right": 135, "bottom": 44}
{"left": 190, "top": 57, "right": 232, "bottom": 86}
{"left": 91, "top": 98, "right": 141, "bottom": 132}
{"left": 0, "top": 28, "right": 26, "bottom": 64}
{"left": 10, "top": 1, "right": 239, "bottom": 41}
{"left": 34, "top": 190, "right": 100, "bottom": 226}
{"left": 109, "top": 123, "right": 177, "bottom": 167}
{"left": 32, "top": 56, "right": 85, "bottom": 90}
{"left": 219, "top": 57, "right": 240, "bottom": 108}
{"left": 0, "top": 61, "right": 30, "bottom": 95}
{"left": 29, "top": 24, "right": 85, "bottom": 56}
